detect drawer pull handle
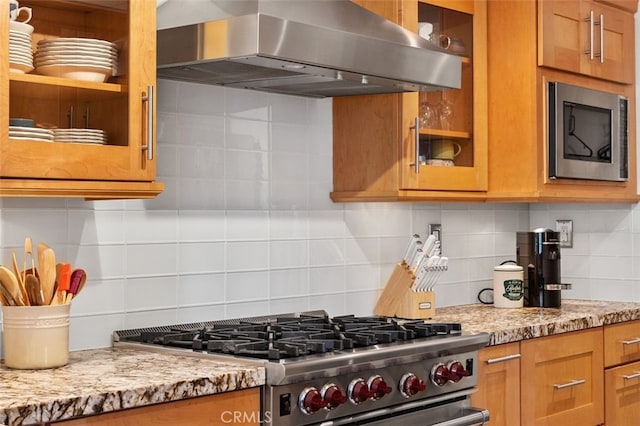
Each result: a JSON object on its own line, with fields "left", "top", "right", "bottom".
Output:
{"left": 486, "top": 354, "right": 521, "bottom": 364}
{"left": 623, "top": 372, "right": 640, "bottom": 381}
{"left": 622, "top": 337, "right": 640, "bottom": 346}
{"left": 554, "top": 379, "right": 586, "bottom": 390}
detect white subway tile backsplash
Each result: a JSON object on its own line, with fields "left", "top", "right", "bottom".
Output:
{"left": 226, "top": 241, "right": 269, "bottom": 271}
{"left": 2, "top": 79, "right": 640, "bottom": 353}
{"left": 125, "top": 276, "right": 177, "bottom": 311}
{"left": 178, "top": 241, "right": 225, "bottom": 274}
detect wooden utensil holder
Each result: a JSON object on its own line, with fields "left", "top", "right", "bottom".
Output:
{"left": 373, "top": 263, "right": 436, "bottom": 319}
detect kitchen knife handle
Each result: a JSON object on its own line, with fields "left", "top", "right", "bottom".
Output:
{"left": 623, "top": 371, "right": 640, "bottom": 381}
{"left": 141, "top": 85, "right": 154, "bottom": 161}
{"left": 622, "top": 337, "right": 640, "bottom": 346}
{"left": 553, "top": 379, "right": 585, "bottom": 390}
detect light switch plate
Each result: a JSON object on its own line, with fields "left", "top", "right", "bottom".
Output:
{"left": 555, "top": 219, "right": 573, "bottom": 248}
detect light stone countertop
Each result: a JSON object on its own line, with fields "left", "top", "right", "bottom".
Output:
{"left": 431, "top": 299, "right": 640, "bottom": 345}
{"left": 2, "top": 299, "right": 639, "bottom": 425}
{"left": 0, "top": 347, "right": 265, "bottom": 426}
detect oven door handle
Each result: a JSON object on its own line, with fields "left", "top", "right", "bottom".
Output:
{"left": 429, "top": 407, "right": 490, "bottom": 426}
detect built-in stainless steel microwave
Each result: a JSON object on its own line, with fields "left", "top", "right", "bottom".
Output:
{"left": 548, "top": 81, "right": 628, "bottom": 182}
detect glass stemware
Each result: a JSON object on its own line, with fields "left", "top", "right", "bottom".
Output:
{"left": 438, "top": 95, "right": 454, "bottom": 130}
{"left": 419, "top": 101, "right": 438, "bottom": 128}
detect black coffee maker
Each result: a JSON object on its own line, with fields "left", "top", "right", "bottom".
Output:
{"left": 516, "top": 228, "right": 571, "bottom": 308}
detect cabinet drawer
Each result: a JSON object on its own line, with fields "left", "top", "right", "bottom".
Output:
{"left": 604, "top": 320, "right": 640, "bottom": 367}
{"left": 520, "top": 328, "right": 604, "bottom": 426}
{"left": 605, "top": 360, "right": 640, "bottom": 425}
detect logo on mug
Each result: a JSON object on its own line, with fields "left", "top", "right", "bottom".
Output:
{"left": 502, "top": 279, "right": 523, "bottom": 301}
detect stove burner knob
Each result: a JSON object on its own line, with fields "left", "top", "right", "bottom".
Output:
{"left": 368, "top": 375, "right": 392, "bottom": 400}
{"left": 299, "top": 387, "right": 327, "bottom": 415}
{"left": 447, "top": 360, "right": 471, "bottom": 382}
{"left": 400, "top": 373, "right": 426, "bottom": 397}
{"left": 431, "top": 362, "right": 456, "bottom": 387}
{"left": 321, "top": 384, "right": 347, "bottom": 410}
{"left": 348, "top": 378, "right": 371, "bottom": 404}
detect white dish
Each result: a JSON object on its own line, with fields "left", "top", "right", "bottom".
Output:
{"left": 35, "top": 58, "right": 114, "bottom": 67}
{"left": 9, "top": 62, "right": 33, "bottom": 73}
{"left": 38, "top": 37, "right": 115, "bottom": 47}
{"left": 9, "top": 44, "right": 33, "bottom": 53}
{"left": 425, "top": 159, "right": 455, "bottom": 167}
{"left": 54, "top": 129, "right": 105, "bottom": 134}
{"left": 9, "top": 21, "right": 34, "bottom": 34}
{"left": 9, "top": 53, "right": 33, "bottom": 62}
{"left": 36, "top": 46, "right": 117, "bottom": 57}
{"left": 36, "top": 64, "right": 112, "bottom": 82}
{"left": 9, "top": 126, "right": 53, "bottom": 134}
{"left": 9, "top": 136, "right": 54, "bottom": 142}
{"left": 9, "top": 29, "right": 31, "bottom": 38}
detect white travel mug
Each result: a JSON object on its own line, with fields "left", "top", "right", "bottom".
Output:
{"left": 493, "top": 263, "right": 524, "bottom": 308}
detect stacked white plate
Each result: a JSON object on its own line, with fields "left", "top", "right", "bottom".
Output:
{"left": 53, "top": 128, "right": 107, "bottom": 145}
{"left": 9, "top": 126, "right": 54, "bottom": 142}
{"left": 35, "top": 37, "right": 118, "bottom": 83}
{"left": 9, "top": 29, "right": 34, "bottom": 74}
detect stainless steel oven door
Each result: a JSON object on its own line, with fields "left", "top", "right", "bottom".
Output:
{"left": 312, "top": 391, "right": 489, "bottom": 426}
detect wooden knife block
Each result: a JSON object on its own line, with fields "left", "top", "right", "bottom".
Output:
{"left": 373, "top": 263, "right": 436, "bottom": 319}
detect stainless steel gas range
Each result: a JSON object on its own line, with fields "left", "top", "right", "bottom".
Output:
{"left": 113, "top": 311, "right": 490, "bottom": 426}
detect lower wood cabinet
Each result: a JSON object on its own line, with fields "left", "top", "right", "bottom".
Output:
{"left": 471, "top": 342, "right": 521, "bottom": 426}
{"left": 603, "top": 319, "right": 640, "bottom": 425}
{"left": 51, "top": 388, "right": 260, "bottom": 426}
{"left": 475, "top": 328, "right": 604, "bottom": 426}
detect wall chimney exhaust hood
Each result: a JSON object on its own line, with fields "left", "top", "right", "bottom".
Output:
{"left": 156, "top": 0, "right": 461, "bottom": 98}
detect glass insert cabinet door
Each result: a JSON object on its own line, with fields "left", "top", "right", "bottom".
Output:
{"left": 401, "top": 0, "right": 487, "bottom": 193}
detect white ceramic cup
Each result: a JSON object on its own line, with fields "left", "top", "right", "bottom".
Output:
{"left": 418, "top": 22, "right": 434, "bottom": 41}
{"left": 9, "top": 0, "right": 32, "bottom": 23}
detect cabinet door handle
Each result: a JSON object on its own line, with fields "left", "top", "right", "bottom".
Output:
{"left": 584, "top": 10, "right": 594, "bottom": 60}
{"left": 623, "top": 371, "right": 640, "bottom": 381}
{"left": 141, "top": 85, "right": 154, "bottom": 161}
{"left": 486, "top": 353, "right": 521, "bottom": 364}
{"left": 553, "top": 379, "right": 586, "bottom": 390}
{"left": 410, "top": 117, "right": 420, "bottom": 174}
{"left": 622, "top": 337, "right": 640, "bottom": 345}
{"left": 596, "top": 14, "right": 604, "bottom": 63}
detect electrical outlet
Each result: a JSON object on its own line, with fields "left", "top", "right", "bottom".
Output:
{"left": 428, "top": 224, "right": 442, "bottom": 253}
{"left": 556, "top": 219, "right": 573, "bottom": 248}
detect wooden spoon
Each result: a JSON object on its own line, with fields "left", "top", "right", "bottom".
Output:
{"left": 23, "top": 237, "right": 36, "bottom": 282}
{"left": 25, "top": 274, "right": 45, "bottom": 306}
{"left": 0, "top": 266, "right": 26, "bottom": 306}
{"left": 11, "top": 251, "right": 29, "bottom": 305}
{"left": 37, "top": 243, "right": 56, "bottom": 305}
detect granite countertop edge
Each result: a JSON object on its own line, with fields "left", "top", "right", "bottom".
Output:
{"left": 0, "top": 347, "right": 266, "bottom": 426}
{"left": 433, "top": 299, "right": 640, "bottom": 346}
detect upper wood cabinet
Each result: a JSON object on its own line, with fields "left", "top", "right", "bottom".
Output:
{"left": 0, "top": 0, "right": 163, "bottom": 199}
{"left": 539, "top": 0, "right": 635, "bottom": 84}
{"left": 486, "top": 0, "right": 638, "bottom": 203}
{"left": 331, "top": 0, "right": 488, "bottom": 202}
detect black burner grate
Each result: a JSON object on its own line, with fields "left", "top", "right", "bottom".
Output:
{"left": 129, "top": 314, "right": 463, "bottom": 361}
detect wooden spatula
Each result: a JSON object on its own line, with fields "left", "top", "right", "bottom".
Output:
{"left": 37, "top": 243, "right": 56, "bottom": 305}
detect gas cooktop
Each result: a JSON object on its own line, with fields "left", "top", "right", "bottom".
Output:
{"left": 115, "top": 313, "right": 463, "bottom": 361}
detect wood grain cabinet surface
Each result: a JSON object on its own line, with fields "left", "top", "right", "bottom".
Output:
{"left": 604, "top": 320, "right": 640, "bottom": 425}
{"left": 49, "top": 388, "right": 261, "bottom": 426}
{"left": 331, "top": 0, "right": 488, "bottom": 202}
{"left": 471, "top": 342, "right": 521, "bottom": 426}
{"left": 486, "top": 0, "right": 637, "bottom": 203}
{"left": 539, "top": 0, "right": 635, "bottom": 84}
{"left": 0, "top": 0, "right": 163, "bottom": 199}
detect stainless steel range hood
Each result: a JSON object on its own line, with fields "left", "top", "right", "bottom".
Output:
{"left": 156, "top": 0, "right": 462, "bottom": 98}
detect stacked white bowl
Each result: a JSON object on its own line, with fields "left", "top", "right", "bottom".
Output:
{"left": 9, "top": 21, "right": 35, "bottom": 74}
{"left": 53, "top": 128, "right": 107, "bottom": 145}
{"left": 34, "top": 37, "right": 118, "bottom": 83}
